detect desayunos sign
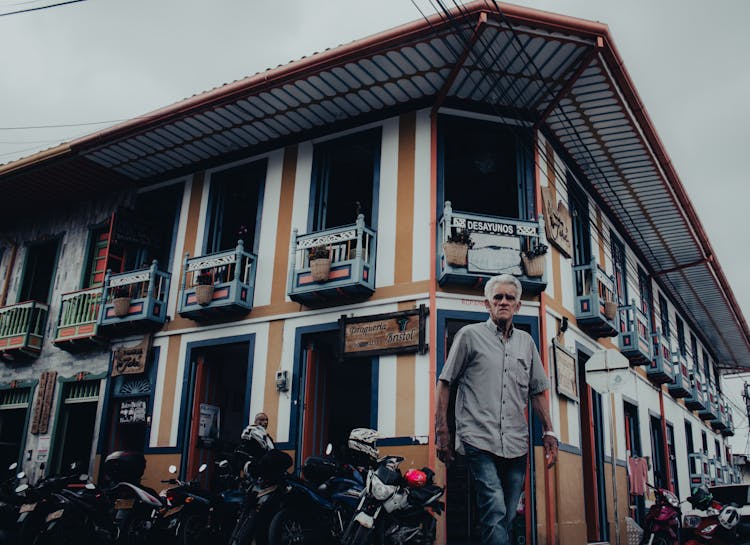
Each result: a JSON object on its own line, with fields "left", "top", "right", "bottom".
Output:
{"left": 452, "top": 217, "right": 537, "bottom": 237}
{"left": 339, "top": 306, "right": 427, "bottom": 358}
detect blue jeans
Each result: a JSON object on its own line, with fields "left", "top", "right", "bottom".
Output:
{"left": 463, "top": 443, "right": 527, "bottom": 545}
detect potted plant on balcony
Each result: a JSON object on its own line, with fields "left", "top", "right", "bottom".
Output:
{"left": 521, "top": 242, "right": 548, "bottom": 278}
{"left": 309, "top": 245, "right": 331, "bottom": 282}
{"left": 443, "top": 229, "right": 473, "bottom": 267}
{"left": 195, "top": 269, "right": 214, "bottom": 306}
{"left": 604, "top": 297, "right": 618, "bottom": 321}
{"left": 112, "top": 286, "right": 131, "bottom": 318}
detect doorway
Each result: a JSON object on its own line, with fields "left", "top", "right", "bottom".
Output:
{"left": 297, "top": 330, "right": 374, "bottom": 465}
{"left": 183, "top": 340, "right": 252, "bottom": 485}
{"left": 52, "top": 380, "right": 100, "bottom": 474}
{"left": 440, "top": 315, "right": 537, "bottom": 545}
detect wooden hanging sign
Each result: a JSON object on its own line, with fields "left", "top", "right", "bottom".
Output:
{"left": 541, "top": 187, "right": 573, "bottom": 258}
{"left": 339, "top": 305, "right": 428, "bottom": 358}
{"left": 112, "top": 334, "right": 152, "bottom": 376}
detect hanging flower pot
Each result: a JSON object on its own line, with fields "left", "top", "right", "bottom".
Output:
{"left": 604, "top": 300, "right": 618, "bottom": 321}
{"left": 113, "top": 297, "right": 131, "bottom": 318}
{"left": 521, "top": 254, "right": 545, "bottom": 277}
{"left": 195, "top": 284, "right": 215, "bottom": 306}
{"left": 309, "top": 246, "right": 331, "bottom": 282}
{"left": 443, "top": 230, "right": 473, "bottom": 267}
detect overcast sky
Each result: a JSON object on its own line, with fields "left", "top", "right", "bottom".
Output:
{"left": 2, "top": 0, "right": 750, "bottom": 448}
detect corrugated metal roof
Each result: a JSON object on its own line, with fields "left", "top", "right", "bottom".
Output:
{"left": 2, "top": 1, "right": 748, "bottom": 370}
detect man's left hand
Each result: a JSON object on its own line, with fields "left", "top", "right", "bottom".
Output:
{"left": 543, "top": 434, "right": 558, "bottom": 468}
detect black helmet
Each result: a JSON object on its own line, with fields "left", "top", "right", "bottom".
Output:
{"left": 688, "top": 485, "right": 713, "bottom": 511}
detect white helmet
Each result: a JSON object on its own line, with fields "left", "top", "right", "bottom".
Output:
{"left": 240, "top": 424, "right": 274, "bottom": 453}
{"left": 348, "top": 428, "right": 378, "bottom": 463}
{"left": 719, "top": 505, "right": 740, "bottom": 530}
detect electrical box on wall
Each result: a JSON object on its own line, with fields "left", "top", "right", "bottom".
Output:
{"left": 275, "top": 370, "right": 288, "bottom": 392}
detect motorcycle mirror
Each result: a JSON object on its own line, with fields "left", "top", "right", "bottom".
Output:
{"left": 15, "top": 483, "right": 29, "bottom": 493}
{"left": 218, "top": 459, "right": 229, "bottom": 468}
{"left": 168, "top": 465, "right": 178, "bottom": 474}
{"left": 325, "top": 443, "right": 333, "bottom": 456}
{"left": 16, "top": 472, "right": 25, "bottom": 479}
{"left": 69, "top": 462, "right": 78, "bottom": 470}
{"left": 85, "top": 483, "right": 96, "bottom": 490}
{"left": 79, "top": 474, "right": 89, "bottom": 481}
{"left": 198, "top": 464, "right": 207, "bottom": 473}
{"left": 8, "top": 462, "right": 17, "bottom": 470}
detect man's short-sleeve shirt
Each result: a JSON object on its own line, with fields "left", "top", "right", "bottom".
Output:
{"left": 438, "top": 318, "right": 549, "bottom": 458}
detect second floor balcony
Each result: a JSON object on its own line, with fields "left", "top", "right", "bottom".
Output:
{"left": 53, "top": 287, "right": 104, "bottom": 350}
{"left": 646, "top": 331, "right": 674, "bottom": 384}
{"left": 288, "top": 215, "right": 376, "bottom": 306}
{"left": 572, "top": 258, "right": 618, "bottom": 338}
{"left": 667, "top": 351, "right": 691, "bottom": 398}
{"left": 688, "top": 452, "right": 710, "bottom": 487}
{"left": 684, "top": 372, "right": 707, "bottom": 411}
{"left": 698, "top": 384, "right": 719, "bottom": 421}
{"left": 0, "top": 301, "right": 48, "bottom": 361}
{"left": 723, "top": 405, "right": 735, "bottom": 437}
{"left": 617, "top": 300, "right": 651, "bottom": 365}
{"left": 712, "top": 398, "right": 731, "bottom": 434}
{"left": 179, "top": 241, "right": 256, "bottom": 321}
{"left": 99, "top": 261, "right": 170, "bottom": 334}
{"left": 437, "top": 202, "right": 546, "bottom": 294}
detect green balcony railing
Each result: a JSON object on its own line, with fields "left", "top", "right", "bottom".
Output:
{"left": 54, "top": 287, "right": 103, "bottom": 349}
{"left": 0, "top": 300, "right": 48, "bottom": 360}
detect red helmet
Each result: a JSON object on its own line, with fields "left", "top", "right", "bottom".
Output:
{"left": 404, "top": 469, "right": 427, "bottom": 488}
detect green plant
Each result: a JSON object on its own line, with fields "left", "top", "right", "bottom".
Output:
{"left": 308, "top": 245, "right": 330, "bottom": 260}
{"left": 446, "top": 229, "right": 474, "bottom": 248}
{"left": 523, "top": 242, "right": 548, "bottom": 258}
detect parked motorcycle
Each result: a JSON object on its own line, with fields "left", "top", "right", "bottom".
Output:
{"left": 15, "top": 462, "right": 92, "bottom": 545}
{"left": 158, "top": 459, "right": 243, "bottom": 545}
{"left": 341, "top": 455, "right": 445, "bottom": 545}
{"left": 267, "top": 444, "right": 366, "bottom": 545}
{"left": 682, "top": 485, "right": 750, "bottom": 545}
{"left": 639, "top": 484, "right": 681, "bottom": 545}
{"left": 104, "top": 450, "right": 164, "bottom": 545}
{"left": 0, "top": 463, "right": 27, "bottom": 544}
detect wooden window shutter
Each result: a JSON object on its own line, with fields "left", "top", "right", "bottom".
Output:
{"left": 30, "top": 370, "right": 57, "bottom": 435}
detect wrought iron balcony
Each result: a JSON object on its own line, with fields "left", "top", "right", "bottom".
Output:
{"left": 646, "top": 330, "right": 674, "bottom": 384}
{"left": 179, "top": 241, "right": 256, "bottom": 321}
{"left": 0, "top": 301, "right": 48, "bottom": 361}
{"left": 572, "top": 258, "right": 618, "bottom": 338}
{"left": 617, "top": 300, "right": 651, "bottom": 365}
{"left": 688, "top": 452, "right": 710, "bottom": 487}
{"left": 99, "top": 260, "right": 170, "bottom": 333}
{"left": 684, "top": 370, "right": 707, "bottom": 411}
{"left": 698, "top": 383, "right": 719, "bottom": 421}
{"left": 53, "top": 287, "right": 104, "bottom": 350}
{"left": 437, "top": 202, "right": 546, "bottom": 293}
{"left": 288, "top": 214, "right": 376, "bottom": 306}
{"left": 667, "top": 351, "right": 691, "bottom": 398}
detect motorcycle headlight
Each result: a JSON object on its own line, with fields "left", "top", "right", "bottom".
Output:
{"left": 702, "top": 524, "right": 718, "bottom": 535}
{"left": 683, "top": 515, "right": 701, "bottom": 528}
{"left": 369, "top": 474, "right": 397, "bottom": 501}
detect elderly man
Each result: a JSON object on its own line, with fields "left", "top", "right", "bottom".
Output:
{"left": 435, "top": 274, "right": 558, "bottom": 545}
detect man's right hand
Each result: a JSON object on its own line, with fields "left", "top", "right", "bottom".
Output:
{"left": 436, "top": 426, "right": 454, "bottom": 465}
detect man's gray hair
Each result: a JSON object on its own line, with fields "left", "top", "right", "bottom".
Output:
{"left": 484, "top": 274, "right": 522, "bottom": 301}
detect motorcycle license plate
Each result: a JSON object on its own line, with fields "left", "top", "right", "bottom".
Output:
{"left": 46, "top": 509, "right": 64, "bottom": 522}
{"left": 115, "top": 498, "right": 135, "bottom": 510}
{"left": 164, "top": 504, "right": 184, "bottom": 517}
{"left": 20, "top": 503, "right": 36, "bottom": 513}
{"left": 354, "top": 511, "right": 375, "bottom": 529}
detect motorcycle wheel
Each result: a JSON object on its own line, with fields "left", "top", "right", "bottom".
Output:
{"left": 341, "top": 518, "right": 374, "bottom": 545}
{"left": 177, "top": 512, "right": 209, "bottom": 545}
{"left": 18, "top": 513, "right": 46, "bottom": 545}
{"left": 268, "top": 509, "right": 318, "bottom": 545}
{"left": 117, "top": 513, "right": 152, "bottom": 545}
{"left": 228, "top": 508, "right": 257, "bottom": 545}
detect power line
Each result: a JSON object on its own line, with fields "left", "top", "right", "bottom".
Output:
{"left": 0, "top": 0, "right": 86, "bottom": 17}
{"left": 0, "top": 119, "right": 128, "bottom": 130}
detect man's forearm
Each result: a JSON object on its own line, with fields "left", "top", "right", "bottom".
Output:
{"left": 531, "top": 392, "right": 553, "bottom": 432}
{"left": 435, "top": 379, "right": 451, "bottom": 431}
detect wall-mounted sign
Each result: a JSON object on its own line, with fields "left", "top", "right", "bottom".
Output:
{"left": 112, "top": 335, "right": 152, "bottom": 377}
{"left": 198, "top": 403, "right": 221, "bottom": 447}
{"left": 541, "top": 187, "right": 573, "bottom": 258}
{"left": 339, "top": 306, "right": 428, "bottom": 358}
{"left": 452, "top": 217, "right": 538, "bottom": 237}
{"left": 119, "top": 398, "right": 147, "bottom": 424}
{"left": 553, "top": 341, "right": 578, "bottom": 402}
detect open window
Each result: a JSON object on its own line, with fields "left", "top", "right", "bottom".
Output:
{"left": 206, "top": 160, "right": 266, "bottom": 254}
{"left": 19, "top": 238, "right": 60, "bottom": 304}
{"left": 439, "top": 115, "right": 532, "bottom": 220}
{"left": 310, "top": 128, "right": 381, "bottom": 230}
